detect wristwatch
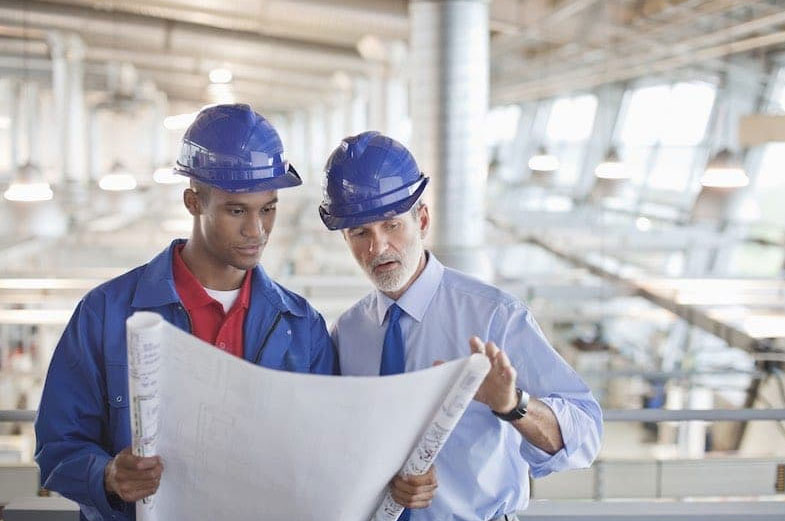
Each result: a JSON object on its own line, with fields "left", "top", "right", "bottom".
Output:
{"left": 492, "top": 387, "right": 530, "bottom": 422}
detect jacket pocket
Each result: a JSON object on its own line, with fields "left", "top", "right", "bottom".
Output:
{"left": 106, "top": 363, "right": 131, "bottom": 453}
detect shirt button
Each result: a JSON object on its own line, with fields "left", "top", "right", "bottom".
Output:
{"left": 115, "top": 396, "right": 122, "bottom": 403}
{"left": 287, "top": 330, "right": 292, "bottom": 335}
{"left": 219, "top": 342, "right": 226, "bottom": 349}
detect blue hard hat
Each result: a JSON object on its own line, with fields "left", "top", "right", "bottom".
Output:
{"left": 173, "top": 104, "right": 301, "bottom": 193}
{"left": 319, "top": 131, "right": 429, "bottom": 230}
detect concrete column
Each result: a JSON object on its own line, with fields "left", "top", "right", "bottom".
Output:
{"left": 47, "top": 32, "right": 87, "bottom": 184}
{"left": 307, "top": 105, "right": 328, "bottom": 186}
{"left": 23, "top": 81, "right": 40, "bottom": 166}
{"left": 348, "top": 77, "right": 369, "bottom": 136}
{"left": 287, "top": 110, "right": 308, "bottom": 180}
{"left": 410, "top": 0, "right": 490, "bottom": 278}
{"left": 9, "top": 79, "right": 22, "bottom": 170}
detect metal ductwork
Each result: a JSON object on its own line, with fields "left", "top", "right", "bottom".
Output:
{"left": 409, "top": 0, "right": 491, "bottom": 279}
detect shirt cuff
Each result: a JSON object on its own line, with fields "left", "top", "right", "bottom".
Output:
{"left": 518, "top": 396, "right": 575, "bottom": 478}
{"left": 88, "top": 452, "right": 127, "bottom": 520}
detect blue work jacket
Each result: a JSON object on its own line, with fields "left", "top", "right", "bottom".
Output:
{"left": 34, "top": 239, "right": 337, "bottom": 521}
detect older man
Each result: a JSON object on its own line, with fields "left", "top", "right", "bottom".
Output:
{"left": 319, "top": 131, "right": 603, "bottom": 521}
{"left": 35, "top": 104, "right": 337, "bottom": 521}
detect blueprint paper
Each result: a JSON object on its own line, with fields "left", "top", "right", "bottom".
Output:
{"left": 126, "top": 311, "right": 489, "bottom": 521}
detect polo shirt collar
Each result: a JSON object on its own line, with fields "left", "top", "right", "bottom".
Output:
{"left": 374, "top": 251, "right": 444, "bottom": 326}
{"left": 173, "top": 244, "right": 251, "bottom": 313}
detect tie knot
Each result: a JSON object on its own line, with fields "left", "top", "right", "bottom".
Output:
{"left": 387, "top": 303, "right": 402, "bottom": 323}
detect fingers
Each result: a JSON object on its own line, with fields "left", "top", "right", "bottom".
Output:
{"left": 114, "top": 477, "right": 162, "bottom": 502}
{"left": 106, "top": 447, "right": 164, "bottom": 502}
{"left": 492, "top": 349, "right": 517, "bottom": 382}
{"left": 469, "top": 336, "right": 484, "bottom": 355}
{"left": 390, "top": 468, "right": 438, "bottom": 509}
{"left": 116, "top": 453, "right": 162, "bottom": 472}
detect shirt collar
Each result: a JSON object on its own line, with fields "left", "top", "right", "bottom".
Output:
{"left": 374, "top": 251, "right": 444, "bottom": 326}
{"left": 172, "top": 243, "right": 252, "bottom": 313}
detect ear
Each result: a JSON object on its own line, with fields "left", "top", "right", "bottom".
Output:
{"left": 418, "top": 204, "right": 430, "bottom": 238}
{"left": 183, "top": 188, "right": 201, "bottom": 217}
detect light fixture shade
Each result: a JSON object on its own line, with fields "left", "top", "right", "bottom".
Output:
{"left": 594, "top": 147, "right": 628, "bottom": 179}
{"left": 528, "top": 147, "right": 559, "bottom": 172}
{"left": 700, "top": 148, "right": 749, "bottom": 188}
{"left": 99, "top": 161, "right": 137, "bottom": 191}
{"left": 3, "top": 162, "right": 53, "bottom": 202}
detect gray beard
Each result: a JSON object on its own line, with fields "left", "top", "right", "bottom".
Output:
{"left": 368, "top": 242, "right": 423, "bottom": 294}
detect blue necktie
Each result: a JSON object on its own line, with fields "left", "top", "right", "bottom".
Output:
{"left": 380, "top": 304, "right": 406, "bottom": 375}
{"left": 380, "top": 304, "right": 410, "bottom": 521}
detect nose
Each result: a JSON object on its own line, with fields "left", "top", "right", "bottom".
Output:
{"left": 368, "top": 229, "right": 389, "bottom": 256}
{"left": 242, "top": 213, "right": 264, "bottom": 239}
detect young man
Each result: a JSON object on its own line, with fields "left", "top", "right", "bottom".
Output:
{"left": 35, "top": 104, "right": 337, "bottom": 521}
{"left": 320, "top": 131, "right": 603, "bottom": 521}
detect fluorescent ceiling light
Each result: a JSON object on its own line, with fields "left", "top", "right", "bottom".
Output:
{"left": 594, "top": 148, "right": 628, "bottom": 179}
{"left": 635, "top": 216, "right": 652, "bottom": 232}
{"left": 4, "top": 181, "right": 53, "bottom": 202}
{"left": 3, "top": 163, "right": 53, "bottom": 202}
{"left": 209, "top": 68, "right": 233, "bottom": 84}
{"left": 99, "top": 162, "right": 137, "bottom": 191}
{"left": 700, "top": 149, "right": 749, "bottom": 188}
{"left": 527, "top": 148, "right": 559, "bottom": 172}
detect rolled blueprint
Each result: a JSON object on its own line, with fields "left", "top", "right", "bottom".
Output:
{"left": 370, "top": 354, "right": 491, "bottom": 521}
{"left": 127, "top": 311, "right": 163, "bottom": 513}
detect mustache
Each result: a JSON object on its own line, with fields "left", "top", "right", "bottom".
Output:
{"left": 370, "top": 254, "right": 401, "bottom": 269}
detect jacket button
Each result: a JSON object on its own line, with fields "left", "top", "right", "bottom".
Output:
{"left": 115, "top": 396, "right": 122, "bottom": 403}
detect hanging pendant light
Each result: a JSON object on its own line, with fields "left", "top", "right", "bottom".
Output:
{"left": 594, "top": 147, "right": 628, "bottom": 179}
{"left": 527, "top": 146, "right": 559, "bottom": 172}
{"left": 3, "top": 162, "right": 53, "bottom": 202}
{"left": 99, "top": 160, "right": 137, "bottom": 191}
{"left": 700, "top": 148, "right": 749, "bottom": 188}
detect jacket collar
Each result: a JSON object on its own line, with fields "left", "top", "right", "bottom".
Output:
{"left": 132, "top": 239, "right": 306, "bottom": 317}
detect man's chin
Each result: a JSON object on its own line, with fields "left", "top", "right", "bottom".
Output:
{"left": 231, "top": 256, "right": 262, "bottom": 271}
{"left": 371, "top": 273, "right": 406, "bottom": 293}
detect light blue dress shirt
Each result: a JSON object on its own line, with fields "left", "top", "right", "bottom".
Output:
{"left": 332, "top": 253, "right": 603, "bottom": 521}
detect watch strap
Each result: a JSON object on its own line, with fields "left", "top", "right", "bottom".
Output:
{"left": 492, "top": 387, "right": 529, "bottom": 422}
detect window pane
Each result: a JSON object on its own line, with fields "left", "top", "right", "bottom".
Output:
{"left": 486, "top": 104, "right": 521, "bottom": 146}
{"left": 754, "top": 142, "right": 785, "bottom": 226}
{"left": 648, "top": 147, "right": 696, "bottom": 191}
{"left": 554, "top": 146, "right": 583, "bottom": 186}
{"left": 545, "top": 94, "right": 597, "bottom": 142}
{"left": 661, "top": 82, "right": 715, "bottom": 146}
{"left": 619, "top": 146, "right": 652, "bottom": 186}
{"left": 618, "top": 85, "right": 670, "bottom": 146}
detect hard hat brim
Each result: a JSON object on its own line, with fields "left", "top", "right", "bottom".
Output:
{"left": 175, "top": 163, "right": 302, "bottom": 193}
{"left": 319, "top": 176, "right": 428, "bottom": 230}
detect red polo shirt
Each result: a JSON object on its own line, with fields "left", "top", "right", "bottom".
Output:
{"left": 172, "top": 244, "right": 251, "bottom": 358}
